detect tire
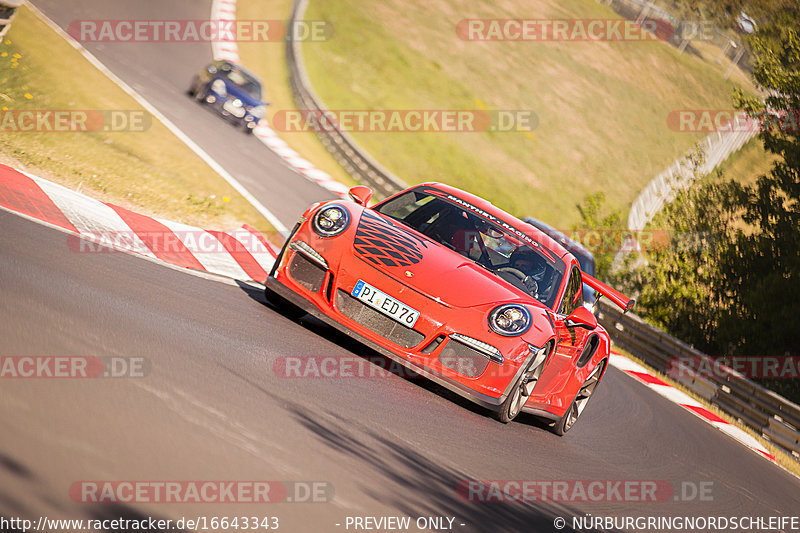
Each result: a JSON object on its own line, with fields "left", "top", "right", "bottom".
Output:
{"left": 188, "top": 76, "right": 201, "bottom": 97}
{"left": 496, "top": 343, "right": 552, "bottom": 423}
{"left": 193, "top": 83, "right": 208, "bottom": 103}
{"left": 551, "top": 360, "right": 606, "bottom": 435}
{"left": 264, "top": 285, "right": 306, "bottom": 320}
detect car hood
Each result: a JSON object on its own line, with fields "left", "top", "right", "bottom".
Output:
{"left": 220, "top": 79, "right": 263, "bottom": 107}
{"left": 352, "top": 210, "right": 534, "bottom": 308}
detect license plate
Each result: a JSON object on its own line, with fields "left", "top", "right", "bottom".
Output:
{"left": 222, "top": 100, "right": 245, "bottom": 117}
{"left": 351, "top": 280, "right": 419, "bottom": 328}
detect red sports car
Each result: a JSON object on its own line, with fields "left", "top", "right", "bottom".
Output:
{"left": 265, "top": 183, "right": 634, "bottom": 434}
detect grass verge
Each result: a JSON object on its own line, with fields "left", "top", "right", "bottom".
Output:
{"left": 0, "top": 6, "right": 274, "bottom": 236}
{"left": 715, "top": 136, "right": 778, "bottom": 186}
{"left": 296, "top": 0, "right": 755, "bottom": 226}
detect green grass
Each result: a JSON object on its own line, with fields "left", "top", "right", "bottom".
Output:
{"left": 716, "top": 136, "right": 778, "bottom": 186}
{"left": 236, "top": 0, "right": 356, "bottom": 189}
{"left": 0, "top": 6, "right": 276, "bottom": 238}
{"left": 296, "top": 0, "right": 755, "bottom": 226}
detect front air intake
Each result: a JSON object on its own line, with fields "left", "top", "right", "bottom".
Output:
{"left": 336, "top": 290, "right": 424, "bottom": 348}
{"left": 288, "top": 253, "right": 326, "bottom": 292}
{"left": 438, "top": 339, "right": 490, "bottom": 378}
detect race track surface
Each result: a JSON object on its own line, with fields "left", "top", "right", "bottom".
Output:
{"left": 2, "top": 1, "right": 799, "bottom": 531}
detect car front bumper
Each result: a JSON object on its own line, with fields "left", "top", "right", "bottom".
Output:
{"left": 266, "top": 274, "right": 532, "bottom": 413}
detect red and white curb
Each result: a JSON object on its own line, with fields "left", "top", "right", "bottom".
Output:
{"left": 0, "top": 164, "right": 279, "bottom": 283}
{"left": 210, "top": 0, "right": 350, "bottom": 199}
{"left": 609, "top": 353, "right": 778, "bottom": 463}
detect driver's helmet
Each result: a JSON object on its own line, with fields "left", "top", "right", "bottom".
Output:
{"left": 509, "top": 248, "right": 547, "bottom": 280}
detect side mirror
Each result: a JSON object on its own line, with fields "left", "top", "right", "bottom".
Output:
{"left": 348, "top": 186, "right": 373, "bottom": 206}
{"left": 565, "top": 306, "right": 598, "bottom": 330}
{"left": 206, "top": 65, "right": 217, "bottom": 74}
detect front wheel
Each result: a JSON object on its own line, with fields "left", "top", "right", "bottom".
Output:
{"left": 551, "top": 360, "right": 606, "bottom": 435}
{"left": 497, "top": 343, "right": 552, "bottom": 423}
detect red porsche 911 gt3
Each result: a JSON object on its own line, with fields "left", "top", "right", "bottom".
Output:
{"left": 265, "top": 183, "right": 634, "bottom": 434}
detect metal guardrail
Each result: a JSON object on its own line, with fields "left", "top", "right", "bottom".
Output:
{"left": 598, "top": 300, "right": 800, "bottom": 460}
{"left": 598, "top": 0, "right": 752, "bottom": 75}
{"left": 626, "top": 116, "right": 756, "bottom": 232}
{"left": 286, "top": 0, "right": 407, "bottom": 200}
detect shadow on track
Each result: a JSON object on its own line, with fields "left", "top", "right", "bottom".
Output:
{"left": 0, "top": 449, "right": 187, "bottom": 532}
{"left": 237, "top": 281, "right": 555, "bottom": 432}
{"left": 219, "top": 362, "right": 606, "bottom": 533}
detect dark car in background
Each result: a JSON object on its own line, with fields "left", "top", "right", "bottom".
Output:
{"left": 524, "top": 218, "right": 598, "bottom": 313}
{"left": 189, "top": 60, "right": 267, "bottom": 133}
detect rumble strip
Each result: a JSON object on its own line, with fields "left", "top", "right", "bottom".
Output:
{"left": 0, "top": 164, "right": 278, "bottom": 282}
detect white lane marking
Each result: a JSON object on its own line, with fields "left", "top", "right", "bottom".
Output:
{"left": 609, "top": 355, "right": 650, "bottom": 374}
{"left": 712, "top": 422, "right": 774, "bottom": 456}
{"left": 26, "top": 1, "right": 288, "bottom": 235}
{"left": 647, "top": 384, "right": 704, "bottom": 408}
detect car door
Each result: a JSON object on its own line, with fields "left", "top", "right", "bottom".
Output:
{"left": 530, "top": 266, "right": 587, "bottom": 409}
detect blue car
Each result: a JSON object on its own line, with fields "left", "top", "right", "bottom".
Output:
{"left": 189, "top": 60, "right": 268, "bottom": 134}
{"left": 524, "top": 217, "right": 599, "bottom": 314}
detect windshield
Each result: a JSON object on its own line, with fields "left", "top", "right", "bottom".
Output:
{"left": 220, "top": 64, "right": 262, "bottom": 100}
{"left": 375, "top": 188, "right": 566, "bottom": 308}
{"left": 576, "top": 254, "right": 595, "bottom": 276}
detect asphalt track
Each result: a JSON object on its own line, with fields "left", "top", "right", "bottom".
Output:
{"left": 1, "top": 0, "right": 799, "bottom": 531}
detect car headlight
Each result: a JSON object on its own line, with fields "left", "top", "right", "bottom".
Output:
{"left": 312, "top": 205, "right": 350, "bottom": 237}
{"left": 211, "top": 79, "right": 227, "bottom": 97}
{"left": 489, "top": 304, "right": 532, "bottom": 336}
{"left": 250, "top": 105, "right": 267, "bottom": 118}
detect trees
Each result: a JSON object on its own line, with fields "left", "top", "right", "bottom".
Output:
{"left": 582, "top": 2, "right": 799, "bottom": 364}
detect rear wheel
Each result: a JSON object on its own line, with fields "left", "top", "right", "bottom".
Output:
{"left": 551, "top": 360, "right": 606, "bottom": 435}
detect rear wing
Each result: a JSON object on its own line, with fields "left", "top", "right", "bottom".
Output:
{"left": 583, "top": 273, "right": 635, "bottom": 313}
